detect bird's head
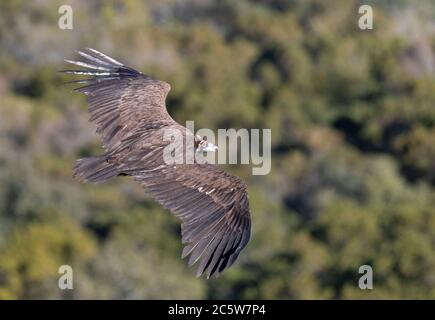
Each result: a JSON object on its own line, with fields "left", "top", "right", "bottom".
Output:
{"left": 195, "top": 136, "right": 218, "bottom": 153}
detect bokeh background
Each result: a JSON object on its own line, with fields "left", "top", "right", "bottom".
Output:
{"left": 1, "top": 0, "right": 435, "bottom": 299}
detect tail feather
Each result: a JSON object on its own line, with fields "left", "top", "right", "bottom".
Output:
{"left": 73, "top": 156, "right": 119, "bottom": 184}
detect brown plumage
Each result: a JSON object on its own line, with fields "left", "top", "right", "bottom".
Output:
{"left": 61, "top": 49, "right": 251, "bottom": 278}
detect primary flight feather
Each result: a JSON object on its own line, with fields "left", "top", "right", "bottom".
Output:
{"left": 61, "top": 48, "right": 251, "bottom": 278}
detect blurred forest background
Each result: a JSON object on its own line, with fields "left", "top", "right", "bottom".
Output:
{"left": 1, "top": 0, "right": 435, "bottom": 299}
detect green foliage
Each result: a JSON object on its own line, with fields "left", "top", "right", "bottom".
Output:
{"left": 1, "top": 0, "right": 435, "bottom": 299}
{"left": 0, "top": 219, "right": 96, "bottom": 299}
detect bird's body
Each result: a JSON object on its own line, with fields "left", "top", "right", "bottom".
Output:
{"left": 62, "top": 49, "right": 251, "bottom": 278}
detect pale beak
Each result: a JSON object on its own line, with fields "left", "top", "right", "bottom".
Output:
{"left": 203, "top": 144, "right": 218, "bottom": 152}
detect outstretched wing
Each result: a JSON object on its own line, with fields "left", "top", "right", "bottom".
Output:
{"left": 132, "top": 162, "right": 251, "bottom": 278}
{"left": 61, "top": 48, "right": 175, "bottom": 152}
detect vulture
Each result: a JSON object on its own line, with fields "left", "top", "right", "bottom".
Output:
{"left": 61, "top": 49, "right": 251, "bottom": 278}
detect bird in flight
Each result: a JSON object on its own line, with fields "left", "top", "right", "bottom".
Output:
{"left": 61, "top": 49, "right": 251, "bottom": 278}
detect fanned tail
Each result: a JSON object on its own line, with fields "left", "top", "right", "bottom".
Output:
{"left": 73, "top": 155, "right": 119, "bottom": 184}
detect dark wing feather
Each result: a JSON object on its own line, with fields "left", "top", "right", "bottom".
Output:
{"left": 132, "top": 163, "right": 251, "bottom": 278}
{"left": 60, "top": 48, "right": 174, "bottom": 152}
